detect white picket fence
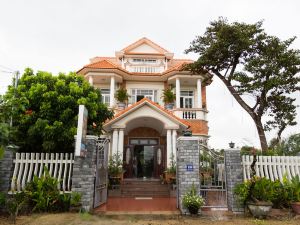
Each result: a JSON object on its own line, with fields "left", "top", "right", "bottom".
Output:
{"left": 11, "top": 152, "right": 74, "bottom": 192}
{"left": 242, "top": 155, "right": 300, "bottom": 182}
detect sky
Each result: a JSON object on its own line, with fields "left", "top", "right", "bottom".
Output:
{"left": 0, "top": 0, "right": 299, "bottom": 149}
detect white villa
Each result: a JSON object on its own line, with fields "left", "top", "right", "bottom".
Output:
{"left": 77, "top": 38, "right": 212, "bottom": 179}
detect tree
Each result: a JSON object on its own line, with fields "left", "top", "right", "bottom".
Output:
{"left": 185, "top": 18, "right": 300, "bottom": 151}
{"left": 269, "top": 133, "right": 300, "bottom": 156}
{"left": 0, "top": 68, "right": 113, "bottom": 153}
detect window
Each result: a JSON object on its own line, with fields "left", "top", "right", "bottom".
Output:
{"left": 101, "top": 89, "right": 110, "bottom": 105}
{"left": 129, "top": 138, "right": 158, "bottom": 145}
{"left": 131, "top": 89, "right": 157, "bottom": 103}
{"left": 180, "top": 90, "right": 194, "bottom": 108}
{"left": 132, "top": 58, "right": 157, "bottom": 63}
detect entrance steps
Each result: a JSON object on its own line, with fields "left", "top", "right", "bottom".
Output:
{"left": 121, "top": 179, "right": 170, "bottom": 197}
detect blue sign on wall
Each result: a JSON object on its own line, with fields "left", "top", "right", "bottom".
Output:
{"left": 186, "top": 164, "right": 194, "bottom": 171}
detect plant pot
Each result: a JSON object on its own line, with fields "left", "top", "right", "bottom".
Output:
{"left": 164, "top": 172, "right": 175, "bottom": 184}
{"left": 247, "top": 201, "right": 273, "bottom": 219}
{"left": 69, "top": 204, "right": 82, "bottom": 212}
{"left": 188, "top": 205, "right": 199, "bottom": 215}
{"left": 291, "top": 202, "right": 300, "bottom": 214}
{"left": 117, "top": 102, "right": 126, "bottom": 110}
{"left": 165, "top": 103, "right": 174, "bottom": 110}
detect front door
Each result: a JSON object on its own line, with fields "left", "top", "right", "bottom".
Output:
{"left": 123, "top": 138, "right": 165, "bottom": 179}
{"left": 134, "top": 145, "right": 155, "bottom": 178}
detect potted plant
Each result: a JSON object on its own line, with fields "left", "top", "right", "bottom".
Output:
{"left": 234, "top": 176, "right": 274, "bottom": 218}
{"left": 108, "top": 152, "right": 124, "bottom": 188}
{"left": 164, "top": 153, "right": 176, "bottom": 184}
{"left": 161, "top": 87, "right": 176, "bottom": 110}
{"left": 69, "top": 192, "right": 82, "bottom": 212}
{"left": 289, "top": 175, "right": 300, "bottom": 214}
{"left": 182, "top": 184, "right": 205, "bottom": 215}
{"left": 115, "top": 88, "right": 130, "bottom": 110}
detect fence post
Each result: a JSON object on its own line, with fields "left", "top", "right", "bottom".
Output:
{"left": 71, "top": 135, "right": 98, "bottom": 212}
{"left": 224, "top": 148, "right": 244, "bottom": 213}
{"left": 177, "top": 136, "right": 200, "bottom": 214}
{"left": 0, "top": 147, "right": 15, "bottom": 192}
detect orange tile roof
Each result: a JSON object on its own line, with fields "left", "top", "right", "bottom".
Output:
{"left": 104, "top": 98, "right": 189, "bottom": 127}
{"left": 185, "top": 120, "right": 208, "bottom": 135}
{"left": 77, "top": 58, "right": 192, "bottom": 76}
{"left": 85, "top": 59, "right": 118, "bottom": 69}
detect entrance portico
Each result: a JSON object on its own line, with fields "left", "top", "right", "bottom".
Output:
{"left": 103, "top": 98, "right": 188, "bottom": 178}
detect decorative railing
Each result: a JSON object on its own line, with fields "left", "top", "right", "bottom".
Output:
{"left": 172, "top": 108, "right": 207, "bottom": 120}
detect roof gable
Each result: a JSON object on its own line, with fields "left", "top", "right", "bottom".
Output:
{"left": 103, "top": 98, "right": 189, "bottom": 131}
{"left": 122, "top": 37, "right": 169, "bottom": 54}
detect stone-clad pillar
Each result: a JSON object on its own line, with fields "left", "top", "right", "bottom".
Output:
{"left": 0, "top": 147, "right": 15, "bottom": 192}
{"left": 177, "top": 137, "right": 200, "bottom": 214}
{"left": 72, "top": 135, "right": 98, "bottom": 211}
{"left": 224, "top": 149, "right": 244, "bottom": 212}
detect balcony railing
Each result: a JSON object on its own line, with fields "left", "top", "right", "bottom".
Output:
{"left": 172, "top": 108, "right": 207, "bottom": 120}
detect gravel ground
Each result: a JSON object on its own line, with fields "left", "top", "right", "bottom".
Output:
{"left": 0, "top": 213, "right": 299, "bottom": 225}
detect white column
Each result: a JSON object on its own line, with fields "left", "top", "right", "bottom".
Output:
{"left": 88, "top": 76, "right": 93, "bottom": 85}
{"left": 112, "top": 129, "right": 118, "bottom": 156}
{"left": 110, "top": 76, "right": 115, "bottom": 107}
{"left": 172, "top": 130, "right": 177, "bottom": 160}
{"left": 117, "top": 129, "right": 124, "bottom": 156}
{"left": 167, "top": 129, "right": 172, "bottom": 167}
{"left": 176, "top": 77, "right": 180, "bottom": 108}
{"left": 197, "top": 78, "right": 202, "bottom": 108}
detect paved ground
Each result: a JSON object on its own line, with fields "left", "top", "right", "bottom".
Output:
{"left": 95, "top": 197, "right": 177, "bottom": 212}
{"left": 0, "top": 213, "right": 299, "bottom": 225}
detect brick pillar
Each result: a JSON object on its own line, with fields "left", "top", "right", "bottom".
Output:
{"left": 177, "top": 137, "right": 200, "bottom": 214}
{"left": 224, "top": 149, "right": 244, "bottom": 212}
{"left": 72, "top": 135, "right": 98, "bottom": 211}
{"left": 0, "top": 147, "right": 15, "bottom": 192}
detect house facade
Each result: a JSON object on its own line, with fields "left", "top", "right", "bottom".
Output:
{"left": 77, "top": 38, "right": 212, "bottom": 179}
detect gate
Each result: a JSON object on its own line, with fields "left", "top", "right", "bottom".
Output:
{"left": 94, "top": 137, "right": 109, "bottom": 208}
{"left": 199, "top": 144, "right": 227, "bottom": 208}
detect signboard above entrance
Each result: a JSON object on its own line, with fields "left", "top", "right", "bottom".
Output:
{"left": 75, "top": 105, "right": 88, "bottom": 157}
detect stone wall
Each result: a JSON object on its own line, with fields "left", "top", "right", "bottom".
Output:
{"left": 224, "top": 149, "right": 244, "bottom": 212}
{"left": 0, "top": 148, "right": 15, "bottom": 192}
{"left": 71, "top": 136, "right": 98, "bottom": 212}
{"left": 176, "top": 137, "right": 200, "bottom": 214}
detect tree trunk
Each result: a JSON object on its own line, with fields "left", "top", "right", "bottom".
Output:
{"left": 254, "top": 118, "right": 268, "bottom": 151}
{"left": 214, "top": 71, "right": 269, "bottom": 151}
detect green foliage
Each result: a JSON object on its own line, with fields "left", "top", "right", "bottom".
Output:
{"left": 0, "top": 192, "right": 6, "bottom": 206}
{"left": 5, "top": 192, "right": 28, "bottom": 224}
{"left": 185, "top": 18, "right": 300, "bottom": 151}
{"left": 115, "top": 88, "right": 130, "bottom": 102}
{"left": 108, "top": 152, "right": 123, "bottom": 176}
{"left": 24, "top": 168, "right": 70, "bottom": 212}
{"left": 0, "top": 68, "right": 113, "bottom": 153}
{"left": 166, "top": 152, "right": 176, "bottom": 174}
{"left": 234, "top": 177, "right": 276, "bottom": 204}
{"left": 161, "top": 87, "right": 176, "bottom": 104}
{"left": 269, "top": 133, "right": 300, "bottom": 156}
{"left": 182, "top": 184, "right": 205, "bottom": 211}
{"left": 289, "top": 175, "right": 300, "bottom": 202}
{"left": 70, "top": 192, "right": 82, "bottom": 206}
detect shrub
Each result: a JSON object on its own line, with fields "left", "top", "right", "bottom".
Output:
{"left": 234, "top": 176, "right": 276, "bottom": 204}
{"left": 70, "top": 192, "right": 82, "bottom": 206}
{"left": 24, "top": 168, "right": 70, "bottom": 212}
